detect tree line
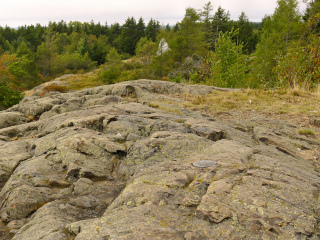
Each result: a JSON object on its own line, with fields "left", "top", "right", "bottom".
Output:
{"left": 0, "top": 0, "right": 319, "bottom": 108}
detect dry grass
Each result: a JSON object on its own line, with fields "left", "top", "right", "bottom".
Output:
{"left": 41, "top": 68, "right": 320, "bottom": 129}
{"left": 42, "top": 85, "right": 68, "bottom": 93}
{"left": 177, "top": 88, "right": 320, "bottom": 119}
{"left": 59, "top": 70, "right": 104, "bottom": 90}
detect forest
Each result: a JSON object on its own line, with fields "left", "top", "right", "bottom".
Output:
{"left": 0, "top": 0, "right": 319, "bottom": 108}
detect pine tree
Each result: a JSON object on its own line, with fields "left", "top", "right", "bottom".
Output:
{"left": 214, "top": 29, "right": 247, "bottom": 88}
{"left": 211, "top": 7, "right": 231, "bottom": 50}
{"left": 109, "top": 22, "right": 121, "bottom": 47}
{"left": 171, "top": 7, "right": 206, "bottom": 62}
{"left": 201, "top": 2, "right": 214, "bottom": 47}
{"left": 136, "top": 17, "right": 146, "bottom": 41}
{"left": 145, "top": 19, "right": 160, "bottom": 42}
{"left": 303, "top": 0, "right": 320, "bottom": 21}
{"left": 36, "top": 27, "right": 60, "bottom": 77}
{"left": 234, "top": 12, "right": 257, "bottom": 54}
{"left": 253, "top": 0, "right": 303, "bottom": 85}
{"left": 119, "top": 17, "right": 138, "bottom": 55}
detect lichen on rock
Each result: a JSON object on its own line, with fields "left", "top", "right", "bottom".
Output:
{"left": 0, "top": 79, "right": 318, "bottom": 239}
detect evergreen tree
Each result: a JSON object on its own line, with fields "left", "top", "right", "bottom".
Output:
{"left": 16, "top": 41, "right": 33, "bottom": 58}
{"left": 170, "top": 35, "right": 188, "bottom": 63}
{"left": 303, "top": 0, "right": 320, "bottom": 21}
{"left": 165, "top": 24, "right": 171, "bottom": 32}
{"left": 89, "top": 35, "right": 110, "bottom": 65}
{"left": 214, "top": 29, "right": 248, "bottom": 88}
{"left": 109, "top": 22, "right": 121, "bottom": 47}
{"left": 136, "top": 17, "right": 146, "bottom": 41}
{"left": 211, "top": 7, "right": 231, "bottom": 50}
{"left": 253, "top": 0, "right": 303, "bottom": 85}
{"left": 2, "top": 26, "right": 16, "bottom": 43}
{"left": 201, "top": 2, "right": 214, "bottom": 47}
{"left": 119, "top": 17, "right": 138, "bottom": 55}
{"left": 171, "top": 7, "right": 206, "bottom": 62}
{"left": 36, "top": 27, "right": 60, "bottom": 77}
{"left": 14, "top": 41, "right": 39, "bottom": 88}
{"left": 234, "top": 12, "right": 257, "bottom": 54}
{"left": 56, "top": 20, "right": 68, "bottom": 34}
{"left": 0, "top": 34, "right": 11, "bottom": 53}
{"left": 145, "top": 19, "right": 160, "bottom": 42}
{"left": 77, "top": 34, "right": 91, "bottom": 56}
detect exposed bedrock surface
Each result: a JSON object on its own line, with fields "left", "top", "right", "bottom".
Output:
{"left": 0, "top": 79, "right": 318, "bottom": 239}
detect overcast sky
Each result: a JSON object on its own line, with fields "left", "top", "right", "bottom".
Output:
{"left": 0, "top": 0, "right": 307, "bottom": 28}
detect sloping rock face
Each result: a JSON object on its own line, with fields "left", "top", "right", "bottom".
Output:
{"left": 0, "top": 79, "right": 319, "bottom": 239}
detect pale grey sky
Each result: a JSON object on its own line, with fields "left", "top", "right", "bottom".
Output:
{"left": 0, "top": 0, "right": 307, "bottom": 28}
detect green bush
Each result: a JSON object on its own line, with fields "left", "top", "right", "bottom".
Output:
{"left": 274, "top": 37, "right": 320, "bottom": 89}
{"left": 100, "top": 66, "right": 121, "bottom": 84}
{"left": 213, "top": 29, "right": 249, "bottom": 88}
{"left": 172, "top": 76, "right": 183, "bottom": 83}
{"left": 0, "top": 83, "right": 23, "bottom": 109}
{"left": 118, "top": 69, "right": 142, "bottom": 81}
{"left": 59, "top": 52, "right": 96, "bottom": 72}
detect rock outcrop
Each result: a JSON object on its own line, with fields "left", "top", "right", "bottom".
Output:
{"left": 0, "top": 79, "right": 319, "bottom": 239}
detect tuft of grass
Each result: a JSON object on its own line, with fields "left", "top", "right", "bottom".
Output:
{"left": 158, "top": 105, "right": 185, "bottom": 115}
{"left": 148, "top": 102, "right": 160, "bottom": 108}
{"left": 42, "top": 85, "right": 68, "bottom": 93}
{"left": 298, "top": 128, "right": 315, "bottom": 136}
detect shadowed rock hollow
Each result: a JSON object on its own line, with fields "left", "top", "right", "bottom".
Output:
{"left": 0, "top": 79, "right": 319, "bottom": 239}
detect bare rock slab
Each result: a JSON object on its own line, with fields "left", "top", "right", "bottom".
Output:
{"left": 0, "top": 79, "right": 318, "bottom": 239}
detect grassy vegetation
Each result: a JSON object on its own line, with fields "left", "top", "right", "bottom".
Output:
{"left": 61, "top": 70, "right": 104, "bottom": 90}
{"left": 298, "top": 128, "right": 315, "bottom": 136}
{"left": 176, "top": 88, "right": 320, "bottom": 118}
{"left": 55, "top": 68, "right": 320, "bottom": 124}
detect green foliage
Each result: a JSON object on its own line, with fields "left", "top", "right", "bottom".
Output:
{"left": 0, "top": 82, "right": 23, "bottom": 109}
{"left": 89, "top": 35, "right": 110, "bottom": 65}
{"left": 100, "top": 66, "right": 121, "bottom": 84}
{"left": 170, "top": 35, "right": 188, "bottom": 63}
{"left": 274, "top": 35, "right": 320, "bottom": 89}
{"left": 36, "top": 27, "right": 60, "bottom": 77}
{"left": 193, "top": 52, "right": 215, "bottom": 85}
{"left": 213, "top": 29, "right": 248, "bottom": 88}
{"left": 145, "top": 19, "right": 160, "bottom": 42}
{"left": 0, "top": 54, "right": 24, "bottom": 109}
{"left": 172, "top": 75, "right": 183, "bottom": 83}
{"left": 118, "top": 69, "right": 141, "bottom": 81}
{"left": 119, "top": 17, "right": 138, "bottom": 55}
{"left": 253, "top": 0, "right": 303, "bottom": 86}
{"left": 303, "top": 0, "right": 320, "bottom": 22}
{"left": 59, "top": 52, "right": 96, "bottom": 72}
{"left": 77, "top": 36, "right": 90, "bottom": 56}
{"left": 210, "top": 7, "right": 232, "bottom": 50}
{"left": 106, "top": 47, "right": 121, "bottom": 64}
{"left": 174, "top": 7, "right": 207, "bottom": 61}
{"left": 200, "top": 1, "right": 214, "bottom": 46}
{"left": 234, "top": 12, "right": 257, "bottom": 54}
{"left": 0, "top": 2, "right": 318, "bottom": 93}
{"left": 135, "top": 37, "right": 156, "bottom": 63}
{"left": 150, "top": 36, "right": 174, "bottom": 79}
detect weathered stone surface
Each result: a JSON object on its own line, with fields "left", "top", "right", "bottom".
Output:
{"left": 0, "top": 79, "right": 318, "bottom": 239}
{"left": 0, "top": 112, "right": 29, "bottom": 129}
{"left": 0, "top": 141, "right": 31, "bottom": 188}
